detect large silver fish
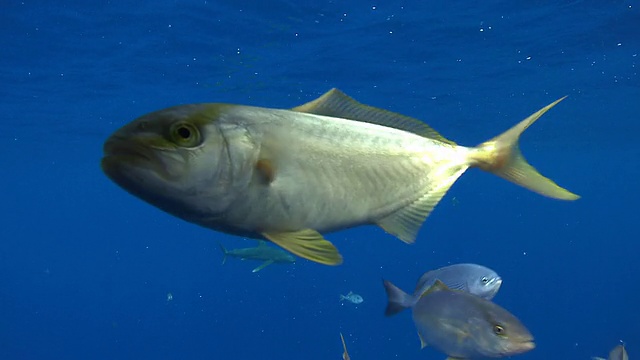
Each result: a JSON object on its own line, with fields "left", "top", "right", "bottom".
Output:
{"left": 101, "top": 89, "right": 579, "bottom": 265}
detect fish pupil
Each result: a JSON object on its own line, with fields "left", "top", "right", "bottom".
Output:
{"left": 177, "top": 127, "right": 191, "bottom": 139}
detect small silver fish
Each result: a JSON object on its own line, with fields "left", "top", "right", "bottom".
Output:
{"left": 384, "top": 263, "right": 502, "bottom": 316}
{"left": 340, "top": 291, "right": 363, "bottom": 304}
{"left": 407, "top": 280, "right": 534, "bottom": 359}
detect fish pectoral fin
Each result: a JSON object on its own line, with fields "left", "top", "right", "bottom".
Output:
{"left": 376, "top": 171, "right": 465, "bottom": 244}
{"left": 262, "top": 229, "right": 343, "bottom": 266}
{"left": 292, "top": 88, "right": 456, "bottom": 145}
{"left": 252, "top": 260, "right": 274, "bottom": 273}
{"left": 255, "top": 158, "right": 276, "bottom": 185}
{"left": 417, "top": 332, "right": 428, "bottom": 349}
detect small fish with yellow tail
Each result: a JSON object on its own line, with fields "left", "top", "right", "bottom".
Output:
{"left": 102, "top": 89, "right": 579, "bottom": 265}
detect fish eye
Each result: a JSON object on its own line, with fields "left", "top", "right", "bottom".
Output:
{"left": 493, "top": 325, "right": 505, "bottom": 335}
{"left": 481, "top": 277, "right": 489, "bottom": 284}
{"left": 169, "top": 122, "right": 200, "bottom": 147}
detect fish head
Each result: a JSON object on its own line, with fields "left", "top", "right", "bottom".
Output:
{"left": 102, "top": 104, "right": 236, "bottom": 220}
{"left": 282, "top": 252, "right": 297, "bottom": 263}
{"left": 468, "top": 270, "right": 502, "bottom": 300}
{"left": 469, "top": 303, "right": 535, "bottom": 357}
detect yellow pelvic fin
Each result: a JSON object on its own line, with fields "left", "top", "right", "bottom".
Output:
{"left": 471, "top": 97, "right": 579, "bottom": 200}
{"left": 255, "top": 158, "right": 276, "bottom": 184}
{"left": 262, "top": 229, "right": 343, "bottom": 265}
{"left": 376, "top": 166, "right": 467, "bottom": 244}
{"left": 292, "top": 88, "right": 456, "bottom": 145}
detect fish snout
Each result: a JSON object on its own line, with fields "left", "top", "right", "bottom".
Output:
{"left": 505, "top": 339, "right": 535, "bottom": 355}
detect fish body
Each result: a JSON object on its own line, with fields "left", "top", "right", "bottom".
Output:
{"left": 219, "top": 241, "right": 295, "bottom": 272}
{"left": 383, "top": 263, "right": 502, "bottom": 316}
{"left": 340, "top": 291, "right": 364, "bottom": 304}
{"left": 410, "top": 281, "right": 534, "bottom": 359}
{"left": 102, "top": 89, "right": 579, "bottom": 265}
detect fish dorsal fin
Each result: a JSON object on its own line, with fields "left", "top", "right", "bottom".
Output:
{"left": 340, "top": 333, "right": 350, "bottom": 360}
{"left": 376, "top": 165, "right": 467, "bottom": 244}
{"left": 262, "top": 229, "right": 343, "bottom": 265}
{"left": 420, "top": 279, "right": 450, "bottom": 298}
{"left": 292, "top": 88, "right": 456, "bottom": 145}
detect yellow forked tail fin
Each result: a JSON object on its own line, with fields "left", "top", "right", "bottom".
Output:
{"left": 470, "top": 97, "right": 579, "bottom": 200}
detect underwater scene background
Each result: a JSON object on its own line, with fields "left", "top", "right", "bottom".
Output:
{"left": 1, "top": 1, "right": 638, "bottom": 359}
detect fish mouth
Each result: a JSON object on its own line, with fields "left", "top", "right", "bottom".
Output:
{"left": 510, "top": 340, "right": 535, "bottom": 354}
{"left": 103, "top": 137, "right": 153, "bottom": 163}
{"left": 101, "top": 136, "right": 158, "bottom": 176}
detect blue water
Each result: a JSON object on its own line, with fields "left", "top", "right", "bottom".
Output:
{"left": 2, "top": 1, "right": 638, "bottom": 359}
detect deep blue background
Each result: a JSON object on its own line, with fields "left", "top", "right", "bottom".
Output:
{"left": 1, "top": 1, "right": 638, "bottom": 359}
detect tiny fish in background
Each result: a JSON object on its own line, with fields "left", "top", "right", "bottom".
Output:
{"left": 340, "top": 291, "right": 363, "bottom": 305}
{"left": 383, "top": 263, "right": 502, "bottom": 316}
{"left": 219, "top": 241, "right": 296, "bottom": 272}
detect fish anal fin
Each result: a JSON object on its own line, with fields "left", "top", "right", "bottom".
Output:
{"left": 292, "top": 88, "right": 456, "bottom": 145}
{"left": 376, "top": 169, "right": 465, "bottom": 244}
{"left": 262, "top": 229, "right": 343, "bottom": 266}
{"left": 255, "top": 158, "right": 276, "bottom": 184}
{"left": 252, "top": 260, "right": 274, "bottom": 273}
